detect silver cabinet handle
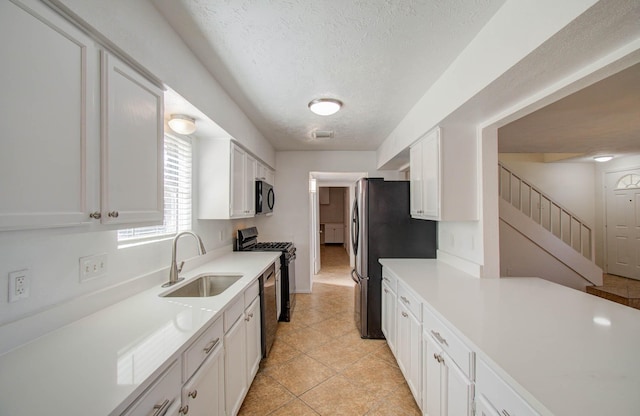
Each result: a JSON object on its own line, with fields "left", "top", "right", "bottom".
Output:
{"left": 203, "top": 338, "right": 220, "bottom": 354}
{"left": 188, "top": 390, "right": 197, "bottom": 399}
{"left": 152, "top": 399, "right": 172, "bottom": 416}
{"left": 384, "top": 288, "right": 389, "bottom": 294}
{"left": 430, "top": 330, "right": 449, "bottom": 346}
{"left": 400, "top": 296, "right": 410, "bottom": 304}
{"left": 383, "top": 276, "right": 389, "bottom": 282}
{"left": 89, "top": 211, "right": 101, "bottom": 219}
{"left": 179, "top": 405, "right": 189, "bottom": 415}
{"left": 108, "top": 211, "right": 119, "bottom": 218}
{"left": 501, "top": 411, "right": 511, "bottom": 416}
{"left": 433, "top": 353, "right": 444, "bottom": 363}
{"left": 401, "top": 311, "right": 408, "bottom": 318}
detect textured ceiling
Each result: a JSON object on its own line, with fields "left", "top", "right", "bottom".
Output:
{"left": 499, "top": 62, "right": 640, "bottom": 159}
{"left": 152, "top": 0, "right": 505, "bottom": 150}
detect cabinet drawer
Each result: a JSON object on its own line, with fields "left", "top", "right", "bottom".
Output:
{"left": 382, "top": 269, "right": 397, "bottom": 292}
{"left": 422, "top": 305, "right": 474, "bottom": 379}
{"left": 224, "top": 295, "right": 244, "bottom": 332}
{"left": 244, "top": 279, "right": 260, "bottom": 306}
{"left": 476, "top": 359, "right": 539, "bottom": 416}
{"left": 183, "top": 317, "right": 223, "bottom": 381}
{"left": 397, "top": 282, "right": 421, "bottom": 320}
{"left": 122, "top": 359, "right": 181, "bottom": 416}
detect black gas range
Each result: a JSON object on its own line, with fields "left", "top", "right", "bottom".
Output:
{"left": 236, "top": 227, "right": 296, "bottom": 321}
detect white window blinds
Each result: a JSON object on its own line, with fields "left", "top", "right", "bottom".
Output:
{"left": 117, "top": 134, "right": 192, "bottom": 245}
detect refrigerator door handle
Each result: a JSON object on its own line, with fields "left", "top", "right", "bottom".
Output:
{"left": 350, "top": 269, "right": 359, "bottom": 284}
{"left": 351, "top": 200, "right": 359, "bottom": 255}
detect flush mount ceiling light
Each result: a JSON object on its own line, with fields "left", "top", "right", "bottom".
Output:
{"left": 168, "top": 114, "right": 197, "bottom": 135}
{"left": 308, "top": 98, "right": 343, "bottom": 116}
{"left": 593, "top": 155, "right": 613, "bottom": 162}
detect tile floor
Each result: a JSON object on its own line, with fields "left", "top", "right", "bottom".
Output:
{"left": 586, "top": 273, "right": 640, "bottom": 310}
{"left": 238, "top": 244, "right": 421, "bottom": 415}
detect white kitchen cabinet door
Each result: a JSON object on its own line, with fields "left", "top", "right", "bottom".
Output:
{"left": 396, "top": 302, "right": 422, "bottom": 406}
{"left": 424, "top": 332, "right": 443, "bottom": 416}
{"left": 230, "top": 144, "right": 246, "bottom": 218}
{"left": 423, "top": 331, "right": 473, "bottom": 416}
{"left": 244, "top": 154, "right": 256, "bottom": 216}
{"left": 101, "top": 51, "right": 163, "bottom": 226}
{"left": 181, "top": 341, "right": 225, "bottom": 416}
{"left": 409, "top": 127, "right": 477, "bottom": 221}
{"left": 324, "top": 223, "right": 344, "bottom": 244}
{"left": 266, "top": 168, "right": 275, "bottom": 186}
{"left": 0, "top": 0, "right": 98, "bottom": 230}
{"left": 245, "top": 296, "right": 262, "bottom": 382}
{"left": 409, "top": 143, "right": 424, "bottom": 218}
{"left": 224, "top": 316, "right": 247, "bottom": 416}
{"left": 381, "top": 281, "right": 397, "bottom": 355}
{"left": 122, "top": 360, "right": 182, "bottom": 416}
{"left": 475, "top": 394, "right": 500, "bottom": 416}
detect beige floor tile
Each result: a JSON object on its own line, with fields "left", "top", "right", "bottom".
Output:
{"left": 338, "top": 330, "right": 387, "bottom": 354}
{"left": 260, "top": 338, "right": 302, "bottom": 371}
{"left": 366, "top": 383, "right": 422, "bottom": 416}
{"left": 274, "top": 320, "right": 307, "bottom": 337}
{"left": 374, "top": 343, "right": 399, "bottom": 368}
{"left": 266, "top": 354, "right": 335, "bottom": 396}
{"left": 291, "top": 307, "right": 334, "bottom": 327}
{"left": 269, "top": 398, "right": 320, "bottom": 416}
{"left": 341, "top": 354, "right": 406, "bottom": 396}
{"left": 279, "top": 326, "right": 333, "bottom": 352}
{"left": 309, "top": 316, "right": 356, "bottom": 339}
{"left": 237, "top": 373, "right": 295, "bottom": 416}
{"left": 306, "top": 337, "right": 365, "bottom": 372}
{"left": 300, "top": 374, "right": 379, "bottom": 415}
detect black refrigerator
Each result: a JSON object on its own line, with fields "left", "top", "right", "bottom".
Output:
{"left": 350, "top": 178, "right": 437, "bottom": 339}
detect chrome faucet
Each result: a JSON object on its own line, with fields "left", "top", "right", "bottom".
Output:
{"left": 163, "top": 231, "right": 207, "bottom": 287}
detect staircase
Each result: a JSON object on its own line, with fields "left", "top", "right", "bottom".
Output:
{"left": 498, "top": 162, "right": 603, "bottom": 290}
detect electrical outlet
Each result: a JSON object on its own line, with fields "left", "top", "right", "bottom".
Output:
{"left": 79, "top": 253, "right": 108, "bottom": 282}
{"left": 8, "top": 269, "right": 30, "bottom": 302}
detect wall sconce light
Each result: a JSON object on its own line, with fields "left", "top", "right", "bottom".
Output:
{"left": 168, "top": 114, "right": 197, "bottom": 135}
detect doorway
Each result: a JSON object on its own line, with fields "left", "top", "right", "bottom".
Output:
{"left": 605, "top": 169, "right": 640, "bottom": 280}
{"left": 316, "top": 186, "right": 351, "bottom": 285}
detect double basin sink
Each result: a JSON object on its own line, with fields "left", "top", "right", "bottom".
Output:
{"left": 161, "top": 273, "right": 243, "bottom": 297}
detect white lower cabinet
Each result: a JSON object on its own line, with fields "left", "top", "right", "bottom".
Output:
{"left": 476, "top": 359, "right": 539, "bottom": 416}
{"left": 381, "top": 278, "right": 397, "bottom": 355}
{"left": 396, "top": 300, "right": 422, "bottom": 406}
{"left": 122, "top": 359, "right": 182, "bottom": 416}
{"left": 180, "top": 339, "right": 225, "bottom": 416}
{"left": 475, "top": 394, "right": 500, "bottom": 416}
{"left": 224, "top": 282, "right": 262, "bottom": 416}
{"left": 423, "top": 332, "right": 474, "bottom": 416}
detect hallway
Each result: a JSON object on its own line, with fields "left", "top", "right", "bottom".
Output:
{"left": 238, "top": 244, "right": 420, "bottom": 415}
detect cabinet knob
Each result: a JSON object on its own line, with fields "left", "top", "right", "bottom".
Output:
{"left": 188, "top": 389, "right": 197, "bottom": 399}
{"left": 401, "top": 311, "right": 408, "bottom": 318}
{"left": 400, "top": 296, "right": 410, "bottom": 305}
{"left": 89, "top": 211, "right": 101, "bottom": 219}
{"left": 108, "top": 211, "right": 119, "bottom": 218}
{"left": 179, "top": 405, "right": 189, "bottom": 415}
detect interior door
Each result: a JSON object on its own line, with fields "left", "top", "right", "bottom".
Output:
{"left": 606, "top": 170, "right": 640, "bottom": 279}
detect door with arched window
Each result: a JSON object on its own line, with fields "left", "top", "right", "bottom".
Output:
{"left": 606, "top": 170, "right": 640, "bottom": 279}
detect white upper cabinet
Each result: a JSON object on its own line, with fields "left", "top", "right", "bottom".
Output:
{"left": 199, "top": 139, "right": 261, "bottom": 219}
{"left": 0, "top": 0, "right": 98, "bottom": 230}
{"left": 410, "top": 127, "right": 477, "bottom": 221}
{"left": 100, "top": 51, "right": 163, "bottom": 225}
{"left": 255, "top": 161, "right": 275, "bottom": 185}
{"left": 0, "top": 0, "right": 164, "bottom": 231}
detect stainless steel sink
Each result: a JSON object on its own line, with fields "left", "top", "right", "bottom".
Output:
{"left": 161, "top": 274, "right": 243, "bottom": 297}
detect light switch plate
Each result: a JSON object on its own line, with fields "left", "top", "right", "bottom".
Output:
{"left": 79, "top": 253, "right": 108, "bottom": 282}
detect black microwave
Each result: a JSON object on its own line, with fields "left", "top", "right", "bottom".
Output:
{"left": 255, "top": 180, "right": 275, "bottom": 214}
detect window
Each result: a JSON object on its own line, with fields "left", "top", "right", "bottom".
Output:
{"left": 615, "top": 173, "right": 640, "bottom": 190}
{"left": 117, "top": 134, "right": 192, "bottom": 247}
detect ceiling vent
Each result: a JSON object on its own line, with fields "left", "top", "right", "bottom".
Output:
{"left": 311, "top": 130, "right": 334, "bottom": 140}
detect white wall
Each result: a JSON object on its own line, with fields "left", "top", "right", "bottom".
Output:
{"left": 499, "top": 154, "right": 597, "bottom": 226}
{"left": 257, "top": 151, "right": 402, "bottom": 293}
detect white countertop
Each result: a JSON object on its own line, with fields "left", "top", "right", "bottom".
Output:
{"left": 0, "top": 251, "right": 279, "bottom": 416}
{"left": 380, "top": 258, "right": 640, "bottom": 416}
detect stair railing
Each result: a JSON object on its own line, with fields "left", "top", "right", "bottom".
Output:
{"left": 498, "top": 162, "right": 594, "bottom": 261}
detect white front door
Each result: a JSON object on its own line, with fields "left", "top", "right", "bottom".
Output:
{"left": 606, "top": 170, "right": 640, "bottom": 279}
